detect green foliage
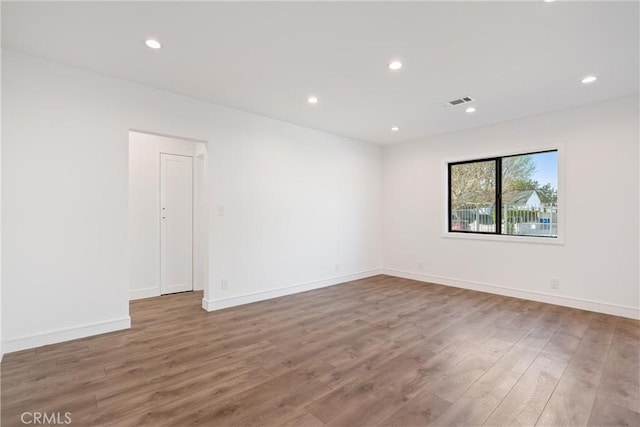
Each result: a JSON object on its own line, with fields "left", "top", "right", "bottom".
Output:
{"left": 502, "top": 155, "right": 536, "bottom": 192}
{"left": 509, "top": 179, "right": 537, "bottom": 191}
{"left": 505, "top": 179, "right": 557, "bottom": 204}
{"left": 451, "top": 154, "right": 557, "bottom": 208}
{"left": 451, "top": 155, "right": 536, "bottom": 208}
{"left": 536, "top": 183, "right": 557, "bottom": 204}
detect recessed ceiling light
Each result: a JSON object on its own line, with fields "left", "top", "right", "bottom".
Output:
{"left": 465, "top": 107, "right": 476, "bottom": 113}
{"left": 581, "top": 75, "right": 598, "bottom": 84}
{"left": 307, "top": 96, "right": 319, "bottom": 104}
{"left": 145, "top": 39, "right": 162, "bottom": 49}
{"left": 543, "top": 0, "right": 556, "bottom": 3}
{"left": 391, "top": 126, "right": 400, "bottom": 132}
{"left": 388, "top": 61, "right": 403, "bottom": 71}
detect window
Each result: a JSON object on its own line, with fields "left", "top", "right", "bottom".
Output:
{"left": 448, "top": 150, "right": 558, "bottom": 238}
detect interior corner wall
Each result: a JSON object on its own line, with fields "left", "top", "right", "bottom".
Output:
{"left": 128, "top": 131, "right": 207, "bottom": 300}
{"left": 1, "top": 50, "right": 382, "bottom": 352}
{"left": 382, "top": 95, "right": 640, "bottom": 318}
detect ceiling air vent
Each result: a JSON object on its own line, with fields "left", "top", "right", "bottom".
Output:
{"left": 443, "top": 96, "right": 474, "bottom": 107}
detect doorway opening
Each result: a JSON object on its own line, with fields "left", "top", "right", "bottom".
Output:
{"left": 128, "top": 131, "right": 208, "bottom": 300}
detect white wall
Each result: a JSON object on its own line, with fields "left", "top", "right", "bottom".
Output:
{"left": 5, "top": 48, "right": 635, "bottom": 355}
{"left": 0, "top": 44, "right": 3, "bottom": 359}
{"left": 128, "top": 131, "right": 207, "bottom": 300}
{"left": 203, "top": 109, "right": 383, "bottom": 310}
{"left": 2, "top": 50, "right": 382, "bottom": 352}
{"left": 382, "top": 95, "right": 639, "bottom": 318}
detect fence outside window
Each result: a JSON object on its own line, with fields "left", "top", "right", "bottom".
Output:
{"left": 451, "top": 204, "right": 558, "bottom": 237}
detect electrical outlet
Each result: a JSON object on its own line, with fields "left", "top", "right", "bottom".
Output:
{"left": 221, "top": 279, "right": 228, "bottom": 290}
{"left": 418, "top": 262, "right": 425, "bottom": 271}
{"left": 550, "top": 278, "right": 560, "bottom": 290}
{"left": 217, "top": 205, "right": 225, "bottom": 216}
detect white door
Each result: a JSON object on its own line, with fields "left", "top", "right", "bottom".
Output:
{"left": 160, "top": 153, "right": 193, "bottom": 295}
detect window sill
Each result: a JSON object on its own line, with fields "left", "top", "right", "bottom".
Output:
{"left": 442, "top": 232, "right": 564, "bottom": 245}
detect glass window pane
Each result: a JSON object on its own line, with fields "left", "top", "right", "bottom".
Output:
{"left": 450, "top": 160, "right": 497, "bottom": 233}
{"left": 502, "top": 151, "right": 558, "bottom": 237}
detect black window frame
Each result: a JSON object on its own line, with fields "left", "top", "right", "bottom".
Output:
{"left": 447, "top": 149, "right": 558, "bottom": 238}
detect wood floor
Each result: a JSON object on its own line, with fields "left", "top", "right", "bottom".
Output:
{"left": 2, "top": 275, "right": 639, "bottom": 427}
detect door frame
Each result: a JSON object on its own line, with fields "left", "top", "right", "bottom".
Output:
{"left": 128, "top": 130, "right": 208, "bottom": 302}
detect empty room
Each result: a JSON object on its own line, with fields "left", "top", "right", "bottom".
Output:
{"left": 1, "top": 1, "right": 639, "bottom": 426}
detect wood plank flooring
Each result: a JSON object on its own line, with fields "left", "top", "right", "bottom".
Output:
{"left": 2, "top": 275, "right": 639, "bottom": 426}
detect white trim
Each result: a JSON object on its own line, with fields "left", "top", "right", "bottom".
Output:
{"left": 192, "top": 151, "right": 208, "bottom": 294}
{"left": 382, "top": 268, "right": 639, "bottom": 320}
{"left": 3, "top": 316, "right": 131, "bottom": 354}
{"left": 202, "top": 269, "right": 383, "bottom": 311}
{"left": 129, "top": 287, "right": 161, "bottom": 300}
{"left": 442, "top": 232, "right": 563, "bottom": 245}
{"left": 442, "top": 144, "right": 565, "bottom": 245}
{"left": 129, "top": 129, "right": 208, "bottom": 145}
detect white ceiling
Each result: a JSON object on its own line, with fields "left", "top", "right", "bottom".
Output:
{"left": 2, "top": 1, "right": 638, "bottom": 145}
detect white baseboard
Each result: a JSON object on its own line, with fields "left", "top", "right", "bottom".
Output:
{"left": 382, "top": 268, "right": 640, "bottom": 320}
{"left": 3, "top": 316, "right": 131, "bottom": 354}
{"left": 202, "top": 269, "right": 383, "bottom": 312}
{"left": 129, "top": 287, "right": 160, "bottom": 300}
